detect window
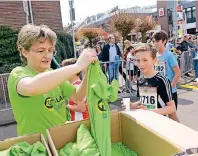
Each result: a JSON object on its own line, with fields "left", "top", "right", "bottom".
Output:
{"left": 187, "top": 11, "right": 192, "bottom": 19}
{"left": 185, "top": 7, "right": 195, "bottom": 23}
{"left": 192, "top": 7, "right": 196, "bottom": 19}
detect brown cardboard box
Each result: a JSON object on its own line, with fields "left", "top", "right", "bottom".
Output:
{"left": 47, "top": 111, "right": 191, "bottom": 156}
{"left": 0, "top": 133, "right": 52, "bottom": 156}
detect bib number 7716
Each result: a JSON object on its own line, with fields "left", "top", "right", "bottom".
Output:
{"left": 139, "top": 87, "right": 157, "bottom": 109}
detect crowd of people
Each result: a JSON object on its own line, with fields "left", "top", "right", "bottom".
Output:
{"left": 7, "top": 24, "right": 198, "bottom": 140}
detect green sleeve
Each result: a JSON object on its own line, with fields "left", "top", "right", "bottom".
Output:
{"left": 60, "top": 82, "right": 76, "bottom": 100}
{"left": 8, "top": 67, "right": 30, "bottom": 95}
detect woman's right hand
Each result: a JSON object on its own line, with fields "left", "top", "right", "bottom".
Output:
{"left": 76, "top": 48, "right": 98, "bottom": 71}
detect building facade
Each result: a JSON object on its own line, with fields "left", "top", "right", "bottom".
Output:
{"left": 156, "top": 0, "right": 198, "bottom": 36}
{"left": 0, "top": 0, "right": 63, "bottom": 31}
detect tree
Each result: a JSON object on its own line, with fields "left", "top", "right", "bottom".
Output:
{"left": 0, "top": 25, "right": 74, "bottom": 73}
{"left": 76, "top": 28, "right": 104, "bottom": 47}
{"left": 108, "top": 13, "right": 136, "bottom": 48}
{"left": 0, "top": 25, "right": 21, "bottom": 73}
{"left": 55, "top": 32, "right": 74, "bottom": 63}
{"left": 135, "top": 16, "right": 157, "bottom": 43}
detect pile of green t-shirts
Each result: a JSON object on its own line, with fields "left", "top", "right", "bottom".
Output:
{"left": 0, "top": 141, "right": 47, "bottom": 156}
{"left": 58, "top": 123, "right": 100, "bottom": 156}
{"left": 59, "top": 123, "right": 138, "bottom": 156}
{"left": 112, "top": 142, "right": 138, "bottom": 156}
{"left": 86, "top": 62, "right": 119, "bottom": 156}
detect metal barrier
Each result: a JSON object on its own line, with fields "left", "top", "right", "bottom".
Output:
{"left": 0, "top": 73, "right": 10, "bottom": 108}
{"left": 179, "top": 50, "right": 194, "bottom": 76}
{"left": 178, "top": 50, "right": 196, "bottom": 84}
{"left": 99, "top": 60, "right": 138, "bottom": 98}
{"left": 0, "top": 73, "right": 15, "bottom": 126}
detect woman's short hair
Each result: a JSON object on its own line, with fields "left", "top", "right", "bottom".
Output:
{"left": 17, "top": 24, "right": 57, "bottom": 64}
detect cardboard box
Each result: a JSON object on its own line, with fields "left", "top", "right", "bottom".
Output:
{"left": 0, "top": 133, "right": 52, "bottom": 156}
{"left": 47, "top": 110, "right": 198, "bottom": 156}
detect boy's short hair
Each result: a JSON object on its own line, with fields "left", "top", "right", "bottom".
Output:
{"left": 134, "top": 43, "right": 157, "bottom": 59}
{"left": 152, "top": 30, "right": 168, "bottom": 44}
{"left": 61, "top": 58, "right": 80, "bottom": 76}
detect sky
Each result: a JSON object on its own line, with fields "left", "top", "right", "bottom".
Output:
{"left": 60, "top": 0, "right": 156, "bottom": 26}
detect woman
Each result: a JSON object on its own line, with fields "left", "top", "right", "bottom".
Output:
{"left": 96, "top": 44, "right": 103, "bottom": 61}
{"left": 123, "top": 40, "right": 132, "bottom": 61}
{"left": 8, "top": 24, "right": 97, "bottom": 137}
{"left": 126, "top": 46, "right": 137, "bottom": 81}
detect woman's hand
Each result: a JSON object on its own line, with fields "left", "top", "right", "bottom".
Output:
{"left": 76, "top": 48, "right": 98, "bottom": 71}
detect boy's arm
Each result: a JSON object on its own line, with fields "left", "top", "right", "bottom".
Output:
{"left": 168, "top": 112, "right": 180, "bottom": 122}
{"left": 70, "top": 72, "right": 87, "bottom": 102}
{"left": 67, "top": 101, "right": 86, "bottom": 113}
{"left": 151, "top": 101, "right": 176, "bottom": 115}
{"left": 151, "top": 77, "right": 176, "bottom": 115}
{"left": 171, "top": 66, "right": 181, "bottom": 88}
{"left": 168, "top": 53, "right": 181, "bottom": 88}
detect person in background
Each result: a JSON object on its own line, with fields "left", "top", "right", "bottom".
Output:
{"left": 62, "top": 58, "right": 89, "bottom": 121}
{"left": 8, "top": 24, "right": 97, "bottom": 137}
{"left": 126, "top": 46, "right": 137, "bottom": 82}
{"left": 180, "top": 35, "right": 189, "bottom": 52}
{"left": 123, "top": 40, "right": 132, "bottom": 61}
{"left": 96, "top": 44, "right": 103, "bottom": 61}
{"left": 166, "top": 39, "right": 174, "bottom": 51}
{"left": 102, "top": 34, "right": 121, "bottom": 83}
{"left": 96, "top": 44, "right": 107, "bottom": 77}
{"left": 152, "top": 30, "right": 181, "bottom": 122}
{"left": 116, "top": 38, "right": 127, "bottom": 84}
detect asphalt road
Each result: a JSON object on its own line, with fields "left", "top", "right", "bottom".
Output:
{"left": 0, "top": 88, "right": 198, "bottom": 141}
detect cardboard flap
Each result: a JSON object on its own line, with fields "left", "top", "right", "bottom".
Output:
{"left": 110, "top": 112, "right": 122, "bottom": 143}
{"left": 120, "top": 112, "right": 181, "bottom": 156}
{"left": 48, "top": 119, "right": 90, "bottom": 150}
{"left": 41, "top": 134, "right": 52, "bottom": 156}
{"left": 124, "top": 110, "right": 198, "bottom": 150}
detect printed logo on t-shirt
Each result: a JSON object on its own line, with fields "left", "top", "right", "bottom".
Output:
{"left": 97, "top": 99, "right": 107, "bottom": 119}
{"left": 44, "top": 95, "right": 65, "bottom": 110}
{"left": 154, "top": 61, "right": 166, "bottom": 76}
{"left": 139, "top": 87, "right": 157, "bottom": 109}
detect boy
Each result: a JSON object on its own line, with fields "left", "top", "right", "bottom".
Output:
{"left": 122, "top": 44, "right": 176, "bottom": 116}
{"left": 62, "top": 58, "right": 89, "bottom": 121}
{"left": 152, "top": 31, "right": 181, "bottom": 122}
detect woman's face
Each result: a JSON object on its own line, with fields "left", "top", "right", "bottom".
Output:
{"left": 22, "top": 38, "right": 55, "bottom": 72}
{"left": 96, "top": 45, "right": 101, "bottom": 52}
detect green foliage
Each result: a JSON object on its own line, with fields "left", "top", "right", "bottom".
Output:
{"left": 55, "top": 32, "right": 74, "bottom": 64}
{"left": 0, "top": 25, "right": 21, "bottom": 74}
{"left": 0, "top": 25, "right": 74, "bottom": 73}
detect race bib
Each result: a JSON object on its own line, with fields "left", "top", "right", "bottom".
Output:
{"left": 139, "top": 87, "right": 157, "bottom": 109}
{"left": 155, "top": 61, "right": 166, "bottom": 76}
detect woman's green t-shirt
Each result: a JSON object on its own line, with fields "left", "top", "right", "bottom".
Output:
{"left": 8, "top": 66, "right": 75, "bottom": 137}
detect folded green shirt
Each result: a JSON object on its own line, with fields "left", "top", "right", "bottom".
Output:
{"left": 0, "top": 141, "right": 47, "bottom": 156}
{"left": 112, "top": 142, "right": 138, "bottom": 156}
{"left": 59, "top": 123, "right": 100, "bottom": 156}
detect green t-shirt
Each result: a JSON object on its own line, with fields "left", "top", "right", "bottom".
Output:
{"left": 87, "top": 62, "right": 119, "bottom": 156}
{"left": 8, "top": 66, "right": 75, "bottom": 137}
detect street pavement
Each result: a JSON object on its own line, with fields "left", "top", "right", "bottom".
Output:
{"left": 0, "top": 88, "right": 198, "bottom": 141}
